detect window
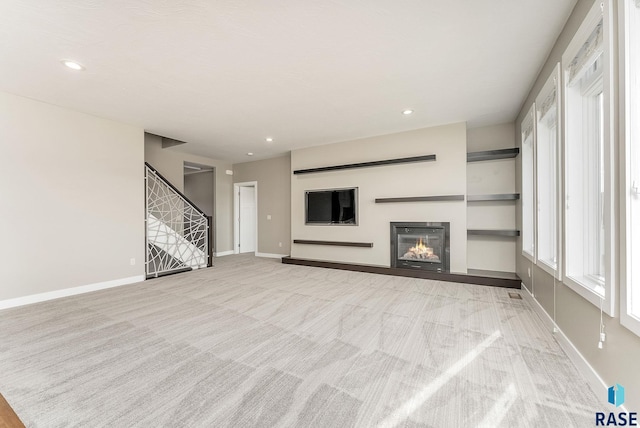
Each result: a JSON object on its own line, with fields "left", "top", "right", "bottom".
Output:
{"left": 521, "top": 105, "right": 536, "bottom": 262}
{"left": 621, "top": 0, "right": 640, "bottom": 335}
{"left": 563, "top": 0, "right": 615, "bottom": 314}
{"left": 535, "top": 64, "right": 561, "bottom": 278}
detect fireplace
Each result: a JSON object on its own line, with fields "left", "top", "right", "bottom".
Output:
{"left": 390, "top": 222, "right": 450, "bottom": 272}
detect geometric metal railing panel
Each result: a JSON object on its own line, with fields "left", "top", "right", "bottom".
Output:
{"left": 145, "top": 164, "right": 209, "bottom": 277}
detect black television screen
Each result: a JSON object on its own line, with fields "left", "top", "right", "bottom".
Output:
{"left": 305, "top": 188, "right": 357, "bottom": 225}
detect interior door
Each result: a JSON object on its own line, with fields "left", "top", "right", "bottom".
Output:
{"left": 239, "top": 186, "right": 256, "bottom": 253}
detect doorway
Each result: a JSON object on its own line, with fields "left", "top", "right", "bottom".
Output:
{"left": 234, "top": 181, "right": 258, "bottom": 254}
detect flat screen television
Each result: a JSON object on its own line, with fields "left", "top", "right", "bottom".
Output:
{"left": 305, "top": 188, "right": 357, "bottom": 225}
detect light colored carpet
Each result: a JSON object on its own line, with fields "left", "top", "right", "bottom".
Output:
{"left": 0, "top": 254, "right": 606, "bottom": 427}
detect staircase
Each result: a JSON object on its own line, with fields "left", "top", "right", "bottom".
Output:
{"left": 145, "top": 163, "right": 212, "bottom": 278}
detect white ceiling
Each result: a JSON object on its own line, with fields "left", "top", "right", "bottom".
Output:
{"left": 0, "top": 0, "right": 576, "bottom": 162}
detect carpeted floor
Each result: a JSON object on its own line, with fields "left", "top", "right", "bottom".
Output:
{"left": 0, "top": 255, "right": 606, "bottom": 427}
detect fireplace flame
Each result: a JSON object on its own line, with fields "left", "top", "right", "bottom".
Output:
{"left": 411, "top": 237, "right": 434, "bottom": 256}
{"left": 402, "top": 236, "right": 439, "bottom": 261}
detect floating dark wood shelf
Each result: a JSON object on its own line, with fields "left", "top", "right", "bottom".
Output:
{"left": 293, "top": 239, "right": 373, "bottom": 248}
{"left": 467, "top": 148, "right": 520, "bottom": 162}
{"left": 375, "top": 195, "right": 465, "bottom": 203}
{"left": 467, "top": 193, "right": 520, "bottom": 202}
{"left": 282, "top": 257, "right": 521, "bottom": 289}
{"left": 293, "top": 154, "right": 436, "bottom": 175}
{"left": 467, "top": 229, "right": 520, "bottom": 237}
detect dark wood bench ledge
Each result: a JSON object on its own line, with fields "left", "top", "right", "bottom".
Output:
{"left": 282, "top": 257, "right": 521, "bottom": 289}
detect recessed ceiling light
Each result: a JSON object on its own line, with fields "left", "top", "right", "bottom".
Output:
{"left": 247, "top": 152, "right": 254, "bottom": 156}
{"left": 265, "top": 137, "right": 274, "bottom": 143}
{"left": 402, "top": 109, "right": 414, "bottom": 115}
{"left": 61, "top": 60, "right": 85, "bottom": 71}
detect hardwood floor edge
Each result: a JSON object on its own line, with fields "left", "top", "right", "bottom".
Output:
{"left": 0, "top": 393, "right": 26, "bottom": 428}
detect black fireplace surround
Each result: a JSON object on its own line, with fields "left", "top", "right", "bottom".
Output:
{"left": 390, "top": 222, "right": 451, "bottom": 272}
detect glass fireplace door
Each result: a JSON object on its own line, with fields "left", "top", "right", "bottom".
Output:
{"left": 397, "top": 228, "right": 444, "bottom": 265}
{"left": 390, "top": 222, "right": 450, "bottom": 272}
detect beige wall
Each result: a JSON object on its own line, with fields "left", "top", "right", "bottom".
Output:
{"left": 144, "top": 134, "right": 234, "bottom": 254}
{"left": 0, "top": 91, "right": 145, "bottom": 301}
{"left": 291, "top": 123, "right": 468, "bottom": 272}
{"left": 467, "top": 123, "right": 517, "bottom": 272}
{"left": 515, "top": 0, "right": 640, "bottom": 409}
{"left": 184, "top": 171, "right": 215, "bottom": 217}
{"left": 233, "top": 154, "right": 291, "bottom": 255}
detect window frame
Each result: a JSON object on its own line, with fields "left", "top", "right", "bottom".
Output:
{"left": 535, "top": 63, "right": 562, "bottom": 279}
{"left": 620, "top": 0, "right": 640, "bottom": 336}
{"left": 521, "top": 104, "right": 536, "bottom": 263}
{"left": 562, "top": 0, "right": 616, "bottom": 315}
{"left": 582, "top": 71, "right": 605, "bottom": 284}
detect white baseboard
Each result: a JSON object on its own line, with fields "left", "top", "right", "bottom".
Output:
{"left": 520, "top": 284, "right": 621, "bottom": 409}
{"left": 256, "top": 252, "right": 288, "bottom": 259}
{"left": 215, "top": 250, "right": 235, "bottom": 257}
{"left": 215, "top": 251, "right": 286, "bottom": 259}
{"left": 0, "top": 275, "right": 145, "bottom": 311}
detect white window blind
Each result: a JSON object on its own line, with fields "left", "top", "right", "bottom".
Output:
{"left": 562, "top": 0, "right": 614, "bottom": 315}
{"left": 522, "top": 116, "right": 534, "bottom": 143}
{"left": 567, "top": 21, "right": 603, "bottom": 85}
{"left": 538, "top": 86, "right": 557, "bottom": 121}
{"left": 521, "top": 105, "right": 536, "bottom": 261}
{"left": 621, "top": 0, "right": 640, "bottom": 336}
{"left": 536, "top": 65, "right": 561, "bottom": 278}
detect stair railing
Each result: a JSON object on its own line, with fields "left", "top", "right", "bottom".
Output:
{"left": 145, "top": 162, "right": 213, "bottom": 278}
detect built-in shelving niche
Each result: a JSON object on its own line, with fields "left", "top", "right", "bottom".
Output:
{"left": 466, "top": 145, "right": 520, "bottom": 282}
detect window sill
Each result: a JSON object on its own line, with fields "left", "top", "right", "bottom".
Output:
{"left": 522, "top": 250, "right": 536, "bottom": 263}
{"left": 571, "top": 274, "right": 604, "bottom": 295}
{"left": 621, "top": 311, "right": 640, "bottom": 338}
{"left": 537, "top": 258, "right": 561, "bottom": 280}
{"left": 564, "top": 274, "right": 612, "bottom": 315}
